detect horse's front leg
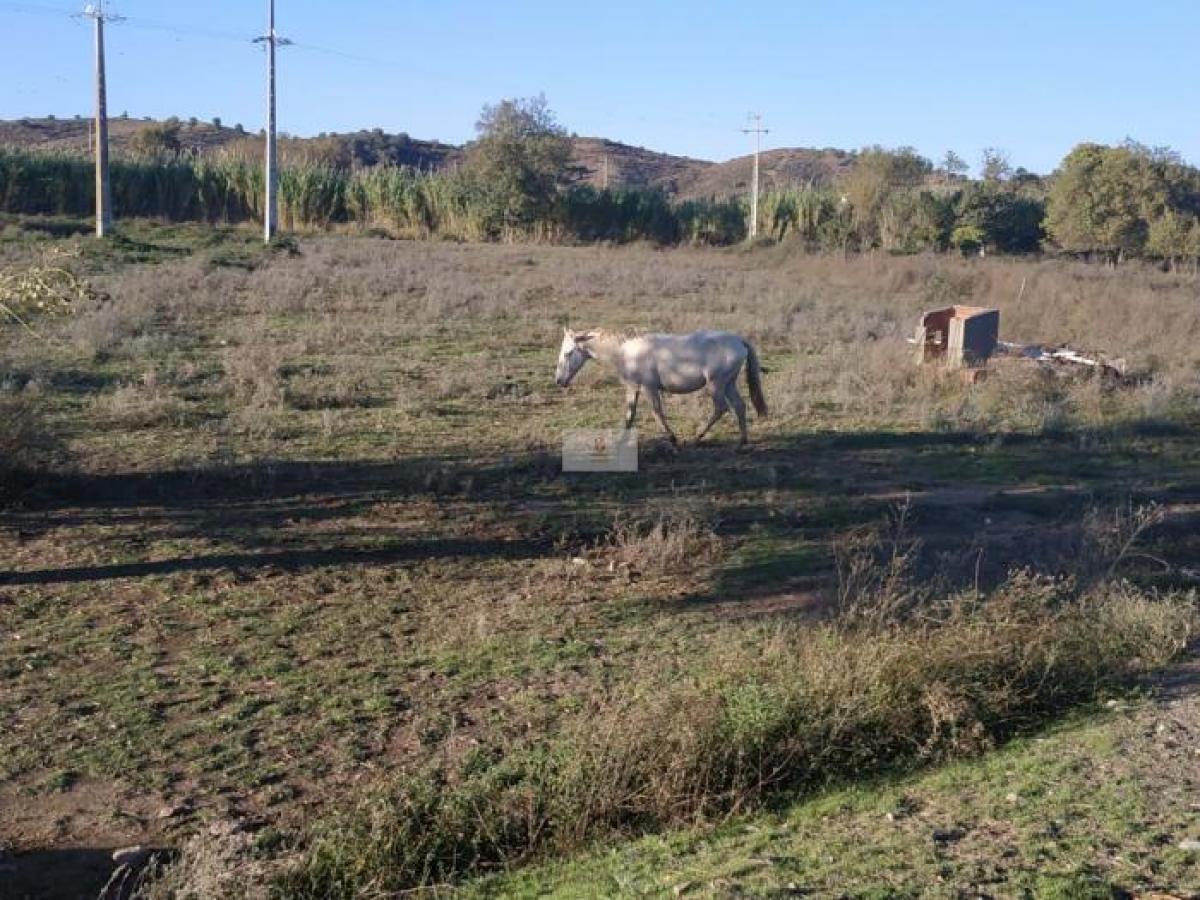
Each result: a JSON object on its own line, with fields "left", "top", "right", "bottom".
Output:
{"left": 646, "top": 388, "right": 678, "bottom": 447}
{"left": 622, "top": 384, "right": 640, "bottom": 430}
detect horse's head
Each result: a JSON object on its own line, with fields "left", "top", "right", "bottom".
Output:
{"left": 555, "top": 328, "right": 593, "bottom": 388}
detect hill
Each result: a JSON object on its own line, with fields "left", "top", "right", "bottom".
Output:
{"left": 0, "top": 115, "right": 242, "bottom": 154}
{"left": 0, "top": 115, "right": 855, "bottom": 199}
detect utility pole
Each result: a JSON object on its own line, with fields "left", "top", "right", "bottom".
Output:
{"left": 254, "top": 0, "right": 290, "bottom": 243}
{"left": 741, "top": 113, "right": 769, "bottom": 240}
{"left": 83, "top": 2, "right": 118, "bottom": 237}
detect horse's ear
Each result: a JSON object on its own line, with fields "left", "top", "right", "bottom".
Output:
{"left": 563, "top": 327, "right": 572, "bottom": 337}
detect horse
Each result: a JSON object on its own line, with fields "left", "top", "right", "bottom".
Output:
{"left": 555, "top": 328, "right": 767, "bottom": 447}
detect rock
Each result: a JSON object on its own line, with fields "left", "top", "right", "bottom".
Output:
{"left": 208, "top": 819, "right": 249, "bottom": 837}
{"left": 1005, "top": 792, "right": 1020, "bottom": 804}
{"left": 156, "top": 802, "right": 190, "bottom": 819}
{"left": 1179, "top": 839, "right": 1200, "bottom": 852}
{"left": 673, "top": 882, "right": 696, "bottom": 896}
{"left": 111, "top": 845, "right": 152, "bottom": 867}
{"left": 932, "top": 828, "right": 965, "bottom": 844}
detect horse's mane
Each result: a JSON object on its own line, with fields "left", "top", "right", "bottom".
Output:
{"left": 583, "top": 327, "right": 641, "bottom": 345}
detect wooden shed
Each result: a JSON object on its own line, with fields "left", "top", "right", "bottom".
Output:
{"left": 915, "top": 305, "right": 999, "bottom": 368}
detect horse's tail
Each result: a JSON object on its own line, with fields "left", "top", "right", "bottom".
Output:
{"left": 744, "top": 340, "right": 768, "bottom": 417}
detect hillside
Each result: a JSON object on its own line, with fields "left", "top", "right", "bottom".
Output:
{"left": 0, "top": 116, "right": 458, "bottom": 170}
{"left": 676, "top": 146, "right": 856, "bottom": 198}
{"left": 1, "top": 116, "right": 858, "bottom": 200}
{"left": 567, "top": 136, "right": 712, "bottom": 194}
{"left": 0, "top": 115, "right": 241, "bottom": 154}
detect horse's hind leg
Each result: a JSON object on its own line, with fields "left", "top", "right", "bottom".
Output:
{"left": 695, "top": 380, "right": 730, "bottom": 443}
{"left": 725, "top": 381, "right": 749, "bottom": 446}
{"left": 623, "top": 384, "right": 640, "bottom": 430}
{"left": 647, "top": 388, "right": 678, "bottom": 446}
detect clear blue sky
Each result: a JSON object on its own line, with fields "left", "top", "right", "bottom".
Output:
{"left": 2, "top": 0, "right": 1197, "bottom": 174}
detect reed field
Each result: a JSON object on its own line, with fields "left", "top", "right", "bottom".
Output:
{"left": 1, "top": 217, "right": 1199, "bottom": 897}
{"left": 0, "top": 148, "right": 749, "bottom": 244}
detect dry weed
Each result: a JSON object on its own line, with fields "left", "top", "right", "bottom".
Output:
{"left": 0, "top": 392, "right": 56, "bottom": 479}
{"left": 128, "top": 833, "right": 273, "bottom": 900}
{"left": 601, "top": 511, "right": 721, "bottom": 577}
{"left": 91, "top": 372, "right": 183, "bottom": 429}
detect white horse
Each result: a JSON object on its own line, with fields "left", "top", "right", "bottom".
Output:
{"left": 555, "top": 328, "right": 767, "bottom": 446}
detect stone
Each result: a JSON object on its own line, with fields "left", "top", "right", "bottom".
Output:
{"left": 1179, "top": 839, "right": 1200, "bottom": 852}
{"left": 208, "top": 819, "right": 249, "bottom": 837}
{"left": 932, "top": 828, "right": 965, "bottom": 844}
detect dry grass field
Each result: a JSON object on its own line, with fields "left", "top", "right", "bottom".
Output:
{"left": 1, "top": 217, "right": 1199, "bottom": 897}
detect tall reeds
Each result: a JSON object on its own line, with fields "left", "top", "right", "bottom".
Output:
{"left": 0, "top": 147, "right": 748, "bottom": 245}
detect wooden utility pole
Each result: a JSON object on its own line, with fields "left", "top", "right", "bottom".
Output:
{"left": 255, "top": 0, "right": 289, "bottom": 243}
{"left": 84, "top": 2, "right": 115, "bottom": 237}
{"left": 741, "top": 113, "right": 769, "bottom": 240}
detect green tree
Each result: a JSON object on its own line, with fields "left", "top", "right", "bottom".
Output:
{"left": 980, "top": 147, "right": 1012, "bottom": 183}
{"left": 840, "top": 146, "right": 932, "bottom": 248}
{"left": 1146, "top": 209, "right": 1196, "bottom": 269}
{"left": 466, "top": 94, "right": 572, "bottom": 235}
{"left": 955, "top": 184, "right": 1044, "bottom": 254}
{"left": 879, "top": 189, "right": 954, "bottom": 252}
{"left": 941, "top": 150, "right": 968, "bottom": 179}
{"left": 1045, "top": 143, "right": 1158, "bottom": 263}
{"left": 950, "top": 223, "right": 985, "bottom": 256}
{"left": 129, "top": 120, "right": 182, "bottom": 156}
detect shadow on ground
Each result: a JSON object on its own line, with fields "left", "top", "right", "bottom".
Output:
{"left": 3, "top": 846, "right": 170, "bottom": 900}
{"left": 2, "top": 423, "right": 1197, "bottom": 595}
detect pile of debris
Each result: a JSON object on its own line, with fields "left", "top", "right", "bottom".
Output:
{"left": 913, "top": 305, "right": 1131, "bottom": 384}
{"left": 995, "top": 340, "right": 1128, "bottom": 382}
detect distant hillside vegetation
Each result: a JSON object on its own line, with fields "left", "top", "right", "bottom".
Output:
{"left": 0, "top": 115, "right": 241, "bottom": 154}
{"left": 1, "top": 116, "right": 856, "bottom": 200}
{"left": 567, "top": 140, "right": 855, "bottom": 199}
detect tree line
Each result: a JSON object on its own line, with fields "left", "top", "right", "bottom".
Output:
{"left": 3, "top": 96, "right": 1199, "bottom": 264}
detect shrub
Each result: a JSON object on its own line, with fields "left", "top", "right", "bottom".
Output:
{"left": 601, "top": 511, "right": 721, "bottom": 576}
